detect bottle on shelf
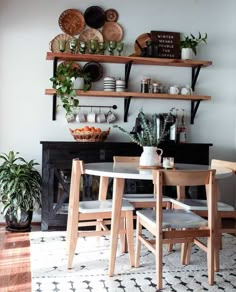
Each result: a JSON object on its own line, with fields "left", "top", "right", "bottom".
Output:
{"left": 179, "top": 109, "right": 187, "bottom": 143}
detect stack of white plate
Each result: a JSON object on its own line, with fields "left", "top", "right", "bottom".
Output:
{"left": 104, "top": 76, "right": 116, "bottom": 91}
{"left": 116, "top": 79, "right": 126, "bottom": 92}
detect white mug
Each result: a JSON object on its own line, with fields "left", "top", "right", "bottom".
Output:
{"left": 106, "top": 111, "right": 117, "bottom": 123}
{"left": 76, "top": 112, "right": 86, "bottom": 123}
{"left": 87, "top": 111, "right": 96, "bottom": 123}
{"left": 169, "top": 85, "right": 179, "bottom": 95}
{"left": 96, "top": 112, "right": 106, "bottom": 123}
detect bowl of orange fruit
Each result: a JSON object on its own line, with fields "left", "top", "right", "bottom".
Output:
{"left": 69, "top": 126, "right": 110, "bottom": 142}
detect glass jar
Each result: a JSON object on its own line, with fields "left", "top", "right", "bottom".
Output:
{"left": 141, "top": 79, "right": 149, "bottom": 93}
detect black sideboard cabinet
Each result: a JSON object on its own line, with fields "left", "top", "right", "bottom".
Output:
{"left": 40, "top": 141, "right": 212, "bottom": 230}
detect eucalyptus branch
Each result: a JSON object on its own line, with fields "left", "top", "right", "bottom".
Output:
{"left": 113, "top": 108, "right": 174, "bottom": 147}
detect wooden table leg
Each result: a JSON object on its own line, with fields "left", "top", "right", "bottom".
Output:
{"left": 108, "top": 177, "right": 125, "bottom": 277}
{"left": 98, "top": 176, "right": 109, "bottom": 200}
{"left": 67, "top": 159, "right": 83, "bottom": 269}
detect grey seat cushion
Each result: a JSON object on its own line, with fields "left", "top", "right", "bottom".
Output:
{"left": 79, "top": 199, "right": 134, "bottom": 213}
{"left": 136, "top": 209, "right": 208, "bottom": 229}
{"left": 170, "top": 199, "right": 234, "bottom": 211}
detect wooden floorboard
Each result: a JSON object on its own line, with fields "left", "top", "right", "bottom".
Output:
{"left": 0, "top": 226, "right": 31, "bottom": 292}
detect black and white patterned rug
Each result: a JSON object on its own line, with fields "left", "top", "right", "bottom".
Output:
{"left": 30, "top": 231, "right": 236, "bottom": 292}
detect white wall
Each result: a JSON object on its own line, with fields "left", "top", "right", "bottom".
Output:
{"left": 0, "top": 0, "right": 236, "bottom": 221}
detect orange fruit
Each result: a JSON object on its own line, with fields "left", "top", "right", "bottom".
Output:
{"left": 84, "top": 126, "right": 90, "bottom": 132}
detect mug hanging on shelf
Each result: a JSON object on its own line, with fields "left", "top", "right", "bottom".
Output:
{"left": 106, "top": 110, "right": 117, "bottom": 123}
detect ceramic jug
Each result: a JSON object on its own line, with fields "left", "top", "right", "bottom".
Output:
{"left": 181, "top": 85, "right": 193, "bottom": 95}
{"left": 140, "top": 146, "right": 163, "bottom": 167}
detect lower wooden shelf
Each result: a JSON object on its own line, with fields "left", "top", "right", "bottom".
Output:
{"left": 45, "top": 89, "right": 211, "bottom": 101}
{"left": 45, "top": 89, "right": 211, "bottom": 123}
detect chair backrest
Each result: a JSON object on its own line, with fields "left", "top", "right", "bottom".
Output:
{"left": 153, "top": 169, "right": 216, "bottom": 201}
{"left": 113, "top": 156, "right": 140, "bottom": 163}
{"left": 211, "top": 159, "right": 236, "bottom": 174}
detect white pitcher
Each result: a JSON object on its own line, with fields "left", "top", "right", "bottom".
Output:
{"left": 140, "top": 146, "right": 163, "bottom": 167}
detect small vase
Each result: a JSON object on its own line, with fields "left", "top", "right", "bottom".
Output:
{"left": 140, "top": 146, "right": 163, "bottom": 167}
{"left": 72, "top": 77, "right": 84, "bottom": 90}
{"left": 181, "top": 48, "right": 193, "bottom": 60}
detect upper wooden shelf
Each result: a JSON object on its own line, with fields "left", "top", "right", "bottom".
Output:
{"left": 45, "top": 89, "right": 211, "bottom": 101}
{"left": 46, "top": 52, "right": 212, "bottom": 68}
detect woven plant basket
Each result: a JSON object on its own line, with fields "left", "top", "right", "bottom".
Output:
{"left": 70, "top": 128, "right": 110, "bottom": 142}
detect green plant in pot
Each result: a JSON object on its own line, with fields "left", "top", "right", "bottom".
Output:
{"left": 113, "top": 108, "right": 174, "bottom": 167}
{"left": 180, "top": 32, "right": 207, "bottom": 59}
{"left": 0, "top": 151, "right": 42, "bottom": 231}
{"left": 50, "top": 62, "right": 91, "bottom": 117}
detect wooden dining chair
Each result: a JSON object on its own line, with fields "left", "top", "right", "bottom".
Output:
{"left": 170, "top": 159, "right": 236, "bottom": 262}
{"left": 134, "top": 169, "right": 217, "bottom": 290}
{"left": 66, "top": 158, "right": 135, "bottom": 276}
{"left": 113, "top": 156, "right": 172, "bottom": 210}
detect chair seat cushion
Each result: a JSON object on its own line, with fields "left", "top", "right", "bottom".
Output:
{"left": 170, "top": 199, "right": 235, "bottom": 211}
{"left": 123, "top": 193, "right": 171, "bottom": 202}
{"left": 136, "top": 209, "right": 208, "bottom": 229}
{"left": 79, "top": 199, "right": 134, "bottom": 213}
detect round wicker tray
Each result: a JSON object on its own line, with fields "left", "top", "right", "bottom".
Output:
{"left": 58, "top": 9, "right": 85, "bottom": 36}
{"left": 70, "top": 128, "right": 110, "bottom": 142}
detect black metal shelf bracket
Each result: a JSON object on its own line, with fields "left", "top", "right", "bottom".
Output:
{"left": 190, "top": 65, "right": 203, "bottom": 124}
{"left": 52, "top": 57, "right": 59, "bottom": 121}
{"left": 124, "top": 97, "right": 132, "bottom": 122}
{"left": 190, "top": 100, "right": 201, "bottom": 124}
{"left": 191, "top": 65, "right": 202, "bottom": 91}
{"left": 52, "top": 94, "right": 57, "bottom": 121}
{"left": 125, "top": 61, "right": 133, "bottom": 88}
{"left": 123, "top": 61, "right": 133, "bottom": 122}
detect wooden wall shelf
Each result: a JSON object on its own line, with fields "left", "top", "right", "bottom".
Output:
{"left": 45, "top": 52, "right": 212, "bottom": 123}
{"left": 45, "top": 89, "right": 211, "bottom": 101}
{"left": 46, "top": 52, "right": 212, "bottom": 68}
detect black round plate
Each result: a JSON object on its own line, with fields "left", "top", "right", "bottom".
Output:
{"left": 83, "top": 62, "right": 104, "bottom": 82}
{"left": 84, "top": 6, "right": 105, "bottom": 29}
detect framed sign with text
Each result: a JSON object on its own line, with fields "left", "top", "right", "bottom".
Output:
{"left": 151, "top": 31, "right": 181, "bottom": 59}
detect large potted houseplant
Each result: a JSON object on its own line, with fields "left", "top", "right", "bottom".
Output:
{"left": 50, "top": 62, "right": 91, "bottom": 121}
{"left": 113, "top": 108, "right": 174, "bottom": 167}
{"left": 0, "top": 151, "right": 42, "bottom": 231}
{"left": 180, "top": 32, "right": 207, "bottom": 60}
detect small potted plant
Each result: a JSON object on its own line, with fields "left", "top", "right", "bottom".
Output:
{"left": 180, "top": 32, "right": 207, "bottom": 60}
{"left": 113, "top": 108, "right": 174, "bottom": 167}
{"left": 0, "top": 151, "right": 42, "bottom": 231}
{"left": 50, "top": 62, "right": 91, "bottom": 119}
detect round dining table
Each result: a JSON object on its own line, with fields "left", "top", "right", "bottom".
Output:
{"left": 83, "top": 162, "right": 233, "bottom": 276}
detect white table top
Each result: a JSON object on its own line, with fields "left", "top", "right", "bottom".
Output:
{"left": 84, "top": 162, "right": 233, "bottom": 180}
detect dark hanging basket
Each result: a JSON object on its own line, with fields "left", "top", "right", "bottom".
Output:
{"left": 5, "top": 209, "right": 33, "bottom": 232}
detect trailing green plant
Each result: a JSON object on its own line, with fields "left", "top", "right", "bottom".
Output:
{"left": 113, "top": 108, "right": 174, "bottom": 147}
{"left": 50, "top": 62, "right": 91, "bottom": 114}
{"left": 0, "top": 151, "right": 42, "bottom": 222}
{"left": 180, "top": 32, "right": 207, "bottom": 55}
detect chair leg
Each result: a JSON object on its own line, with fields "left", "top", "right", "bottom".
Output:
{"left": 181, "top": 242, "right": 193, "bottom": 265}
{"left": 156, "top": 229, "right": 163, "bottom": 289}
{"left": 207, "top": 235, "right": 214, "bottom": 285}
{"left": 134, "top": 216, "right": 142, "bottom": 268}
{"left": 119, "top": 218, "right": 127, "bottom": 253}
{"left": 218, "top": 216, "right": 222, "bottom": 250}
{"left": 166, "top": 202, "right": 173, "bottom": 252}
{"left": 213, "top": 216, "right": 221, "bottom": 272}
{"left": 126, "top": 211, "right": 134, "bottom": 267}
